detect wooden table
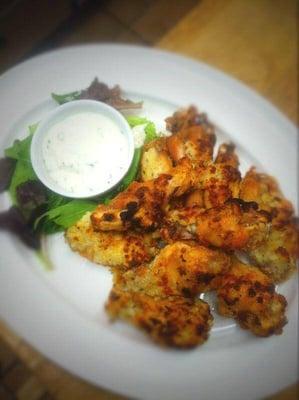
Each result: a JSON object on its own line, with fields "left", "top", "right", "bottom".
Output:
{"left": 158, "top": 0, "right": 298, "bottom": 124}
{"left": 0, "top": 0, "right": 298, "bottom": 399}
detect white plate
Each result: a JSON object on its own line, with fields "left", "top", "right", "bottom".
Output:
{"left": 0, "top": 44, "right": 297, "bottom": 400}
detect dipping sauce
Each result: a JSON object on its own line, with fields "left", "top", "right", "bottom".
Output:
{"left": 42, "top": 111, "right": 129, "bottom": 196}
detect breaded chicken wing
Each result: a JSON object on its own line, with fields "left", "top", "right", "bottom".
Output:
{"left": 240, "top": 167, "right": 294, "bottom": 224}
{"left": 181, "top": 143, "right": 239, "bottom": 208}
{"left": 164, "top": 206, "right": 203, "bottom": 229}
{"left": 91, "top": 158, "right": 196, "bottom": 232}
{"left": 165, "top": 106, "right": 214, "bottom": 136}
{"left": 106, "top": 287, "right": 213, "bottom": 348}
{"left": 140, "top": 137, "right": 173, "bottom": 181}
{"left": 116, "top": 242, "right": 231, "bottom": 298}
{"left": 247, "top": 218, "right": 298, "bottom": 283}
{"left": 195, "top": 199, "right": 270, "bottom": 251}
{"left": 66, "top": 212, "right": 159, "bottom": 269}
{"left": 160, "top": 207, "right": 202, "bottom": 243}
{"left": 65, "top": 103, "right": 297, "bottom": 349}
{"left": 91, "top": 175, "right": 169, "bottom": 232}
{"left": 92, "top": 138, "right": 241, "bottom": 232}
{"left": 215, "top": 143, "right": 239, "bottom": 169}
{"left": 141, "top": 106, "right": 216, "bottom": 182}
{"left": 166, "top": 125, "right": 216, "bottom": 165}
{"left": 184, "top": 189, "right": 205, "bottom": 208}
{"left": 163, "top": 199, "right": 270, "bottom": 251}
{"left": 217, "top": 259, "right": 287, "bottom": 336}
{"left": 196, "top": 162, "right": 241, "bottom": 208}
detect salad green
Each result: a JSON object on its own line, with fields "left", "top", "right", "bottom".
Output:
{"left": 5, "top": 128, "right": 36, "bottom": 204}
{"left": 126, "top": 115, "right": 158, "bottom": 144}
{"left": 2, "top": 88, "right": 159, "bottom": 247}
{"left": 35, "top": 199, "right": 97, "bottom": 230}
{"left": 51, "top": 91, "right": 81, "bottom": 105}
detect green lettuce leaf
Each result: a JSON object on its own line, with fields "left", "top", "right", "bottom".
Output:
{"left": 126, "top": 115, "right": 159, "bottom": 144}
{"left": 4, "top": 112, "right": 146, "bottom": 234}
{"left": 5, "top": 135, "right": 33, "bottom": 162}
{"left": 28, "top": 123, "right": 39, "bottom": 135}
{"left": 35, "top": 199, "right": 97, "bottom": 230}
{"left": 51, "top": 91, "right": 81, "bottom": 105}
{"left": 126, "top": 116, "right": 149, "bottom": 128}
{"left": 5, "top": 123, "right": 38, "bottom": 161}
{"left": 5, "top": 133, "right": 37, "bottom": 204}
{"left": 8, "top": 161, "right": 36, "bottom": 204}
{"left": 144, "top": 121, "right": 158, "bottom": 143}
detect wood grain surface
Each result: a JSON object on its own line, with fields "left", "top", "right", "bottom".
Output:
{"left": 158, "top": 0, "right": 298, "bottom": 123}
{"left": 0, "top": 0, "right": 298, "bottom": 399}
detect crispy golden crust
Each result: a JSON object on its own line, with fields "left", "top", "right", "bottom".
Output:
{"left": 91, "top": 158, "right": 196, "bottom": 232}
{"left": 91, "top": 152, "right": 241, "bottom": 233}
{"left": 164, "top": 112, "right": 241, "bottom": 208}
{"left": 65, "top": 105, "right": 297, "bottom": 347}
{"left": 117, "top": 242, "right": 231, "bottom": 298}
{"left": 161, "top": 207, "right": 202, "bottom": 243}
{"left": 165, "top": 106, "right": 215, "bottom": 137}
{"left": 240, "top": 167, "right": 294, "bottom": 224}
{"left": 165, "top": 206, "right": 203, "bottom": 228}
{"left": 163, "top": 200, "right": 270, "bottom": 251}
{"left": 196, "top": 199, "right": 270, "bottom": 251}
{"left": 166, "top": 157, "right": 197, "bottom": 197}
{"left": 217, "top": 259, "right": 287, "bottom": 337}
{"left": 106, "top": 287, "right": 213, "bottom": 348}
{"left": 215, "top": 143, "right": 239, "bottom": 169}
{"left": 140, "top": 138, "right": 173, "bottom": 181}
{"left": 91, "top": 175, "right": 169, "bottom": 232}
{"left": 65, "top": 213, "right": 159, "bottom": 269}
{"left": 197, "top": 162, "right": 241, "bottom": 208}
{"left": 166, "top": 125, "right": 215, "bottom": 165}
{"left": 247, "top": 219, "right": 299, "bottom": 283}
{"left": 184, "top": 189, "right": 205, "bottom": 208}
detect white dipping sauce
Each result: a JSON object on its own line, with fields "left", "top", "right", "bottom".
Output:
{"left": 42, "top": 111, "right": 129, "bottom": 196}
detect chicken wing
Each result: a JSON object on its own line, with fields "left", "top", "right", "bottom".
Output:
{"left": 181, "top": 143, "right": 239, "bottom": 208}
{"left": 165, "top": 105, "right": 214, "bottom": 136}
{"left": 141, "top": 107, "right": 216, "bottom": 181}
{"left": 91, "top": 158, "right": 196, "bottom": 232}
{"left": 247, "top": 218, "right": 298, "bottom": 283}
{"left": 240, "top": 167, "right": 294, "bottom": 225}
{"left": 195, "top": 199, "right": 270, "bottom": 250}
{"left": 215, "top": 142, "right": 239, "bottom": 169}
{"left": 217, "top": 258, "right": 287, "bottom": 336}
{"left": 196, "top": 162, "right": 241, "bottom": 208}
{"left": 66, "top": 212, "right": 159, "bottom": 269}
{"left": 116, "top": 242, "right": 231, "bottom": 298}
{"left": 140, "top": 137, "right": 173, "bottom": 181}
{"left": 166, "top": 125, "right": 216, "bottom": 165}
{"left": 106, "top": 287, "right": 213, "bottom": 348}
{"left": 163, "top": 199, "right": 270, "bottom": 251}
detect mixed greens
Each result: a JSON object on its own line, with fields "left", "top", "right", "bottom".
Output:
{"left": 0, "top": 80, "right": 159, "bottom": 249}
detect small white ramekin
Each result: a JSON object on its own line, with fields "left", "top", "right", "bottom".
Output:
{"left": 30, "top": 100, "right": 134, "bottom": 198}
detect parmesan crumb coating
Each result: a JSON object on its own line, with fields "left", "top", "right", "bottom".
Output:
{"left": 117, "top": 242, "right": 231, "bottom": 298}
{"left": 140, "top": 137, "right": 173, "bottom": 181}
{"left": 247, "top": 219, "right": 299, "bottom": 283}
{"left": 65, "top": 212, "right": 159, "bottom": 270}
{"left": 91, "top": 158, "right": 196, "bottom": 232}
{"left": 240, "top": 167, "right": 294, "bottom": 225}
{"left": 195, "top": 199, "right": 271, "bottom": 251}
{"left": 65, "top": 105, "right": 297, "bottom": 347}
{"left": 217, "top": 259, "right": 287, "bottom": 337}
{"left": 106, "top": 287, "right": 213, "bottom": 348}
